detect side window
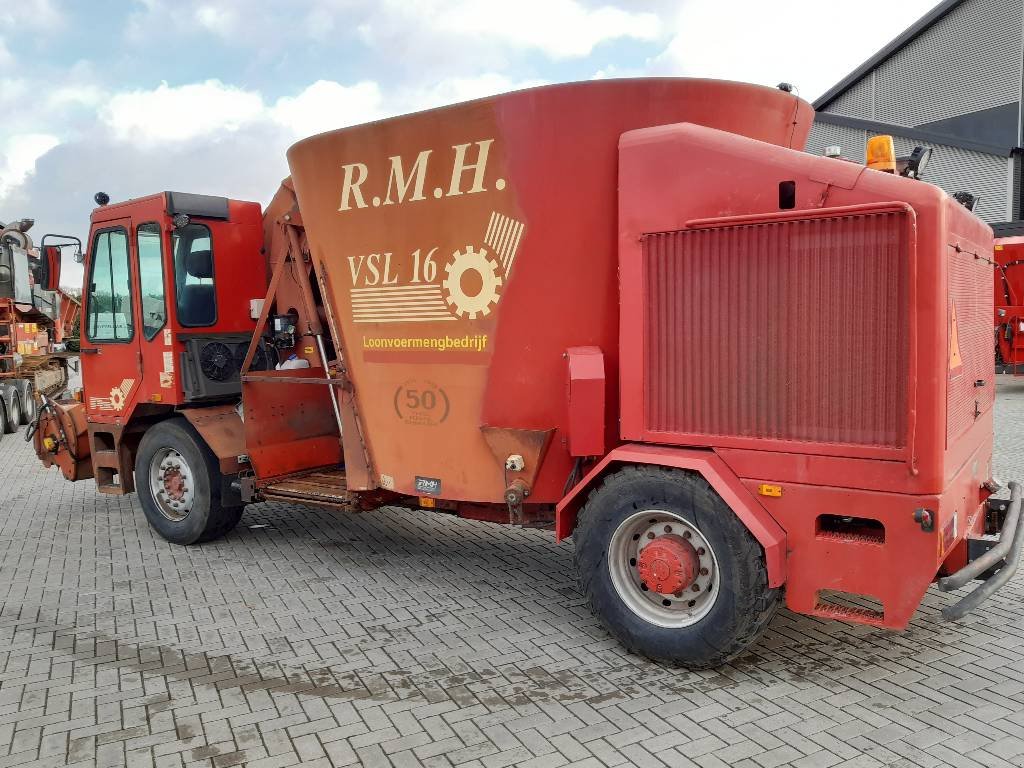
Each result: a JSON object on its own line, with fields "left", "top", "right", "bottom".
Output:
{"left": 173, "top": 223, "right": 216, "bottom": 327}
{"left": 137, "top": 223, "right": 167, "bottom": 340}
{"left": 86, "top": 228, "right": 134, "bottom": 343}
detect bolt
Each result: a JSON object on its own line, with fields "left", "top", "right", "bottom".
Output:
{"left": 691, "top": 584, "right": 701, "bottom": 592}
{"left": 697, "top": 547, "right": 706, "bottom": 556}
{"left": 663, "top": 525, "right": 672, "bottom": 533}
{"left": 646, "top": 532, "right": 656, "bottom": 540}
{"left": 700, "top": 567, "right": 709, "bottom": 576}
{"left": 683, "top": 530, "right": 692, "bottom": 539}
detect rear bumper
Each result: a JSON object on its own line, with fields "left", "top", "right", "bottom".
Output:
{"left": 938, "top": 482, "right": 1023, "bottom": 621}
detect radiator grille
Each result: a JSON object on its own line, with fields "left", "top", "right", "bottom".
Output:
{"left": 947, "top": 243, "right": 995, "bottom": 443}
{"left": 644, "top": 212, "right": 909, "bottom": 447}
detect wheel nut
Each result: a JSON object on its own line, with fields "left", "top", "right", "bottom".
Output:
{"left": 682, "top": 530, "right": 692, "bottom": 539}
{"left": 700, "top": 567, "right": 709, "bottom": 575}
{"left": 691, "top": 583, "right": 701, "bottom": 592}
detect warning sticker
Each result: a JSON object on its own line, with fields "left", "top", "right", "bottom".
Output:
{"left": 949, "top": 300, "right": 963, "bottom": 370}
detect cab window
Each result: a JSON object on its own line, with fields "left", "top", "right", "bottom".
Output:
{"left": 86, "top": 228, "right": 134, "bottom": 343}
{"left": 136, "top": 223, "right": 167, "bottom": 340}
{"left": 173, "top": 222, "right": 217, "bottom": 327}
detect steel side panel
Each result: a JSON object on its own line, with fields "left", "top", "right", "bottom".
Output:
{"left": 182, "top": 405, "right": 246, "bottom": 475}
{"left": 287, "top": 80, "right": 813, "bottom": 504}
{"left": 566, "top": 346, "right": 605, "bottom": 457}
{"left": 242, "top": 371, "right": 342, "bottom": 481}
{"left": 555, "top": 443, "right": 786, "bottom": 587}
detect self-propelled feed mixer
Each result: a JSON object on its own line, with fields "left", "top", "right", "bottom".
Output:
{"left": 32, "top": 79, "right": 1021, "bottom": 667}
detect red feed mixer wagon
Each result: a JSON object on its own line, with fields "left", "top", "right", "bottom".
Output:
{"left": 994, "top": 236, "right": 1024, "bottom": 372}
{"left": 30, "top": 79, "right": 1021, "bottom": 667}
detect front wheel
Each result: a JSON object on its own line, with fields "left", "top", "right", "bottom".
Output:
{"left": 135, "top": 418, "right": 244, "bottom": 545}
{"left": 573, "top": 466, "right": 779, "bottom": 668}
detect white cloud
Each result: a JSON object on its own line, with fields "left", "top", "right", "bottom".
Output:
{"left": 398, "top": 0, "right": 662, "bottom": 59}
{"left": 0, "top": 134, "right": 61, "bottom": 197}
{"left": 195, "top": 5, "right": 237, "bottom": 36}
{"left": 271, "top": 80, "right": 385, "bottom": 137}
{"left": 650, "top": 0, "right": 940, "bottom": 101}
{"left": 407, "top": 73, "right": 548, "bottom": 111}
{"left": 101, "top": 80, "right": 266, "bottom": 143}
{"left": 0, "top": 0, "right": 62, "bottom": 28}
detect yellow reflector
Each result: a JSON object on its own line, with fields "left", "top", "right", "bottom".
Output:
{"left": 866, "top": 135, "right": 896, "bottom": 173}
{"left": 757, "top": 483, "right": 783, "bottom": 498}
{"left": 419, "top": 496, "right": 436, "bottom": 508}
{"left": 150, "top": 394, "right": 163, "bottom": 402}
{"left": 996, "top": 244, "right": 1004, "bottom": 251}
{"left": 42, "top": 436, "right": 57, "bottom": 452}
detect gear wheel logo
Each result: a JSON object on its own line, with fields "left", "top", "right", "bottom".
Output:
{"left": 109, "top": 387, "right": 126, "bottom": 411}
{"left": 442, "top": 245, "right": 503, "bottom": 320}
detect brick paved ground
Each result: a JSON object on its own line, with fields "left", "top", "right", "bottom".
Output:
{"left": 1, "top": 380, "right": 1023, "bottom": 768}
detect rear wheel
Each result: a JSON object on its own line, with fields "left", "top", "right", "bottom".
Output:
{"left": 135, "top": 418, "right": 244, "bottom": 544}
{"left": 573, "top": 466, "right": 779, "bottom": 668}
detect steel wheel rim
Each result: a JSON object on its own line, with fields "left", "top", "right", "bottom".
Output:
{"left": 149, "top": 447, "right": 195, "bottom": 522}
{"left": 10, "top": 397, "right": 20, "bottom": 427}
{"left": 608, "top": 509, "right": 721, "bottom": 628}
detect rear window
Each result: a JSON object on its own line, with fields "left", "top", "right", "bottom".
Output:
{"left": 172, "top": 223, "right": 217, "bottom": 327}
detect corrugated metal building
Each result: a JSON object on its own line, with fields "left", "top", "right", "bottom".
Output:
{"left": 807, "top": 0, "right": 1023, "bottom": 229}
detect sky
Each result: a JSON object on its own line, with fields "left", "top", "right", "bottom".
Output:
{"left": 0, "top": 0, "right": 939, "bottom": 288}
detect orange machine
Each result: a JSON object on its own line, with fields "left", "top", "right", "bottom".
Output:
{"left": 32, "top": 80, "right": 1020, "bottom": 667}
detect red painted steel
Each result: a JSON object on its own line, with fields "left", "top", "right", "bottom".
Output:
{"left": 555, "top": 443, "right": 788, "bottom": 588}
{"left": 994, "top": 237, "right": 1024, "bottom": 371}
{"left": 609, "top": 119, "right": 994, "bottom": 626}
{"left": 566, "top": 346, "right": 605, "bottom": 457}
{"left": 80, "top": 194, "right": 266, "bottom": 424}
{"left": 948, "top": 238, "right": 995, "bottom": 444}
{"left": 637, "top": 535, "right": 699, "bottom": 595}
{"left": 643, "top": 210, "right": 910, "bottom": 449}
{"left": 47, "top": 79, "right": 1006, "bottom": 633}
{"left": 286, "top": 79, "right": 813, "bottom": 503}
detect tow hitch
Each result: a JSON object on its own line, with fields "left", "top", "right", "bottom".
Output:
{"left": 939, "top": 482, "right": 1023, "bottom": 621}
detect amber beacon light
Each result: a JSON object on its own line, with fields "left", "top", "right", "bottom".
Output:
{"left": 866, "top": 135, "right": 897, "bottom": 173}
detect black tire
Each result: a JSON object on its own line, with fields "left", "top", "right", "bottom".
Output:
{"left": 20, "top": 385, "right": 35, "bottom": 425}
{"left": 573, "top": 466, "right": 779, "bottom": 668}
{"left": 135, "top": 418, "right": 244, "bottom": 545}
{"left": 1, "top": 393, "right": 19, "bottom": 434}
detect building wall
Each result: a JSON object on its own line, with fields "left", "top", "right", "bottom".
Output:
{"left": 805, "top": 122, "right": 1011, "bottom": 222}
{"left": 821, "top": 0, "right": 1023, "bottom": 128}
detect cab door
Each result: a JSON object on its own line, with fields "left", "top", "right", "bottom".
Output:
{"left": 81, "top": 218, "right": 142, "bottom": 423}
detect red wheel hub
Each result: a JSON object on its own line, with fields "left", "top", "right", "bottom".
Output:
{"left": 637, "top": 534, "right": 700, "bottom": 595}
{"left": 163, "top": 469, "right": 185, "bottom": 500}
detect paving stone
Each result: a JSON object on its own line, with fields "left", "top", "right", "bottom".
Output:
{"left": 1, "top": 378, "right": 1024, "bottom": 767}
